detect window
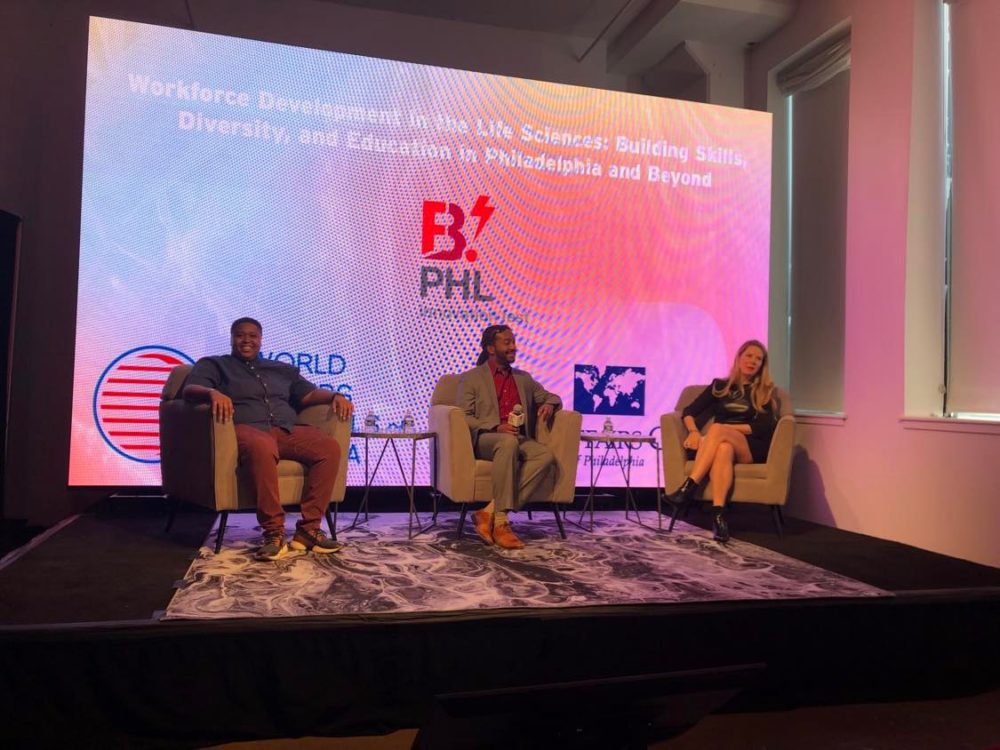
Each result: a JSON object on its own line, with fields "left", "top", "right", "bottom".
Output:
{"left": 943, "top": 0, "right": 1000, "bottom": 419}
{"left": 773, "top": 32, "right": 850, "bottom": 415}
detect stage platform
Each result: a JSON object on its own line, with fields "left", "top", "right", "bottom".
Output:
{"left": 1, "top": 493, "right": 998, "bottom": 748}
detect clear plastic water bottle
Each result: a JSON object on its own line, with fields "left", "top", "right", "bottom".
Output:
{"left": 402, "top": 409, "right": 415, "bottom": 434}
{"left": 602, "top": 417, "right": 614, "bottom": 437}
{"left": 364, "top": 409, "right": 377, "bottom": 433}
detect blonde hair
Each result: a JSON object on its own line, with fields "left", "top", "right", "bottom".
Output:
{"left": 712, "top": 339, "right": 775, "bottom": 413}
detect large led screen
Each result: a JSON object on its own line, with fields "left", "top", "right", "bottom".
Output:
{"left": 70, "top": 17, "right": 772, "bottom": 488}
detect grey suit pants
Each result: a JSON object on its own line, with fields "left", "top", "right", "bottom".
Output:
{"left": 474, "top": 432, "right": 556, "bottom": 511}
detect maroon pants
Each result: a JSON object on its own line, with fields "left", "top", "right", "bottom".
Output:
{"left": 234, "top": 424, "right": 341, "bottom": 535}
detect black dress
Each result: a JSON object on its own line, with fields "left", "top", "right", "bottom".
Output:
{"left": 682, "top": 379, "right": 777, "bottom": 463}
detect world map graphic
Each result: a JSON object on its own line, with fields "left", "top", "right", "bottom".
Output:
{"left": 573, "top": 364, "right": 647, "bottom": 416}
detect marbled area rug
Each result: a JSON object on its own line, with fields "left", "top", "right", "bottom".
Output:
{"left": 162, "top": 512, "right": 889, "bottom": 620}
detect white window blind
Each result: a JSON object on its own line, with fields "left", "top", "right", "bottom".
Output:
{"left": 946, "top": 0, "right": 1000, "bottom": 416}
{"left": 778, "top": 34, "right": 851, "bottom": 413}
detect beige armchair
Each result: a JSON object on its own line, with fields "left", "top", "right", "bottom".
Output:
{"left": 159, "top": 364, "right": 351, "bottom": 552}
{"left": 428, "top": 374, "right": 582, "bottom": 539}
{"left": 660, "top": 385, "right": 795, "bottom": 535}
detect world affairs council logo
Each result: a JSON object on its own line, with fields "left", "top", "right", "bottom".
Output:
{"left": 93, "top": 346, "right": 194, "bottom": 463}
{"left": 574, "top": 364, "right": 647, "bottom": 416}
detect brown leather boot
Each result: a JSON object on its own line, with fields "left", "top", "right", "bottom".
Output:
{"left": 492, "top": 522, "right": 525, "bottom": 549}
{"left": 472, "top": 509, "right": 494, "bottom": 545}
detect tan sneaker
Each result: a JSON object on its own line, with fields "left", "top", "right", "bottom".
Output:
{"left": 255, "top": 532, "right": 288, "bottom": 561}
{"left": 290, "top": 528, "right": 343, "bottom": 554}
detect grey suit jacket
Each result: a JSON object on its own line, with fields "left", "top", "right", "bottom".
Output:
{"left": 458, "top": 363, "right": 561, "bottom": 444}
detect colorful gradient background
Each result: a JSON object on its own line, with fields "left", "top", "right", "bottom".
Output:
{"left": 70, "top": 17, "right": 772, "bottom": 488}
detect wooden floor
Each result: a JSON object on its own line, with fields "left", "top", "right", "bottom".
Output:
{"left": 208, "top": 689, "right": 1000, "bottom": 750}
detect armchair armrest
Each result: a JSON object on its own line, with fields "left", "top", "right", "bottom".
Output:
{"left": 760, "top": 415, "right": 796, "bottom": 505}
{"left": 159, "top": 399, "right": 238, "bottom": 510}
{"left": 428, "top": 403, "right": 476, "bottom": 501}
{"left": 297, "top": 404, "right": 352, "bottom": 502}
{"left": 537, "top": 409, "right": 582, "bottom": 503}
{"left": 660, "top": 411, "right": 690, "bottom": 494}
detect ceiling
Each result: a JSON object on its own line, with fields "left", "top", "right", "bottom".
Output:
{"left": 330, "top": 0, "right": 643, "bottom": 37}
{"left": 328, "top": 0, "right": 798, "bottom": 75}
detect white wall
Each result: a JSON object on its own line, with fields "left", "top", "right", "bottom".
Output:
{"left": 0, "top": 0, "right": 622, "bottom": 523}
{"left": 748, "top": 0, "right": 1000, "bottom": 567}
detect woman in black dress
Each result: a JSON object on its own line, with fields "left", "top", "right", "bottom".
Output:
{"left": 668, "top": 339, "right": 778, "bottom": 542}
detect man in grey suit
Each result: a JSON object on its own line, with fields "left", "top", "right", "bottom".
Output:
{"left": 458, "top": 325, "right": 560, "bottom": 549}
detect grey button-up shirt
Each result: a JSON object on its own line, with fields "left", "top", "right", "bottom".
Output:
{"left": 185, "top": 355, "right": 317, "bottom": 432}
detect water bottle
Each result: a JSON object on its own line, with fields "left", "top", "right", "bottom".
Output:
{"left": 402, "top": 409, "right": 415, "bottom": 434}
{"left": 602, "top": 417, "right": 615, "bottom": 437}
{"left": 364, "top": 409, "right": 377, "bottom": 433}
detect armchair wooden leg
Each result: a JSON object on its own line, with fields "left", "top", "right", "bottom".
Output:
{"left": 526, "top": 509, "right": 533, "bottom": 520}
{"left": 214, "top": 511, "right": 229, "bottom": 554}
{"left": 164, "top": 495, "right": 179, "bottom": 533}
{"left": 327, "top": 506, "right": 338, "bottom": 541}
{"left": 771, "top": 506, "right": 784, "bottom": 538}
{"left": 457, "top": 506, "right": 469, "bottom": 539}
{"left": 552, "top": 504, "right": 566, "bottom": 539}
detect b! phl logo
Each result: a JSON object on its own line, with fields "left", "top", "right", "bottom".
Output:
{"left": 419, "top": 195, "right": 495, "bottom": 301}
{"left": 92, "top": 346, "right": 193, "bottom": 463}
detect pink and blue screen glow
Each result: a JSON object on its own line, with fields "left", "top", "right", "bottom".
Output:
{"left": 70, "top": 17, "right": 772, "bottom": 488}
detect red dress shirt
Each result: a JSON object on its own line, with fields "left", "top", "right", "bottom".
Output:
{"left": 489, "top": 360, "right": 522, "bottom": 423}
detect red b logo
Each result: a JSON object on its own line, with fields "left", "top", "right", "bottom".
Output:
{"left": 421, "top": 195, "right": 494, "bottom": 262}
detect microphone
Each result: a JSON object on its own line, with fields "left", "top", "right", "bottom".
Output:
{"left": 508, "top": 404, "right": 525, "bottom": 429}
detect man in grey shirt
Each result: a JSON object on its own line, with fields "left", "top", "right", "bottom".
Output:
{"left": 184, "top": 317, "right": 353, "bottom": 560}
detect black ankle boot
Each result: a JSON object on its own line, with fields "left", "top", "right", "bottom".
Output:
{"left": 712, "top": 510, "right": 730, "bottom": 543}
{"left": 667, "top": 477, "right": 699, "bottom": 509}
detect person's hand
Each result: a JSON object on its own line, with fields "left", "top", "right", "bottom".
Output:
{"left": 332, "top": 393, "right": 353, "bottom": 421}
{"left": 537, "top": 403, "right": 555, "bottom": 426}
{"left": 682, "top": 430, "right": 701, "bottom": 451}
{"left": 209, "top": 390, "right": 234, "bottom": 423}
{"left": 496, "top": 422, "right": 519, "bottom": 435}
